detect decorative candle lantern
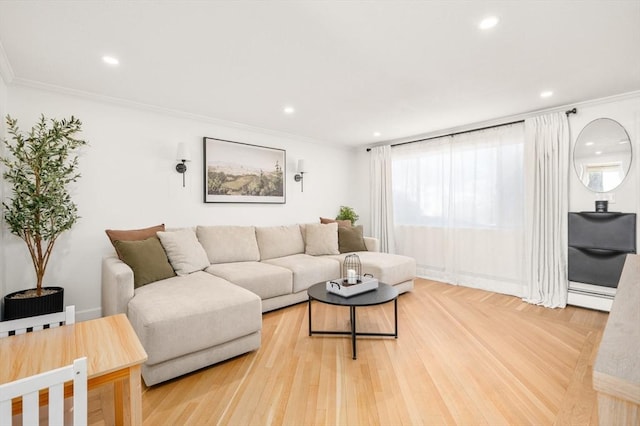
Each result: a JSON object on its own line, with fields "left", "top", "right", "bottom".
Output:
{"left": 343, "top": 254, "right": 362, "bottom": 285}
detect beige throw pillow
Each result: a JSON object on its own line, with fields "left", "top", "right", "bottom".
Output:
{"left": 157, "top": 229, "right": 210, "bottom": 275}
{"left": 305, "top": 223, "right": 340, "bottom": 256}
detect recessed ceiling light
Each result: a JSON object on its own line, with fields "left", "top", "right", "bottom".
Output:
{"left": 283, "top": 106, "right": 295, "bottom": 115}
{"left": 540, "top": 90, "right": 553, "bottom": 98}
{"left": 479, "top": 16, "right": 499, "bottom": 30}
{"left": 373, "top": 132, "right": 381, "bottom": 137}
{"left": 595, "top": 151, "right": 602, "bottom": 155}
{"left": 585, "top": 141, "right": 594, "bottom": 146}
{"left": 102, "top": 56, "right": 119, "bottom": 66}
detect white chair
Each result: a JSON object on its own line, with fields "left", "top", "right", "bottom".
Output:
{"left": 0, "top": 306, "right": 75, "bottom": 338}
{"left": 0, "top": 357, "right": 87, "bottom": 426}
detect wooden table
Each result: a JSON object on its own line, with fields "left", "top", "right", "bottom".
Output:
{"left": 0, "top": 314, "right": 148, "bottom": 426}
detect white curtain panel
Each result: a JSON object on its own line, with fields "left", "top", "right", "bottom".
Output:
{"left": 392, "top": 123, "right": 526, "bottom": 296}
{"left": 523, "top": 112, "right": 570, "bottom": 308}
{"left": 369, "top": 145, "right": 395, "bottom": 253}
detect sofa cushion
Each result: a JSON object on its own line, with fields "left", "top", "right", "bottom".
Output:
{"left": 264, "top": 254, "right": 340, "bottom": 293}
{"left": 127, "top": 272, "right": 262, "bottom": 365}
{"left": 255, "top": 225, "right": 304, "bottom": 260}
{"left": 114, "top": 237, "right": 176, "bottom": 288}
{"left": 338, "top": 225, "right": 368, "bottom": 253}
{"left": 197, "top": 226, "right": 260, "bottom": 264}
{"left": 157, "top": 229, "right": 210, "bottom": 276}
{"left": 105, "top": 224, "right": 165, "bottom": 260}
{"left": 205, "top": 262, "right": 292, "bottom": 299}
{"left": 305, "top": 223, "right": 339, "bottom": 256}
{"left": 327, "top": 251, "right": 416, "bottom": 286}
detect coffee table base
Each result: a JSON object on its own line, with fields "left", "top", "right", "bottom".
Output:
{"left": 308, "top": 299, "right": 398, "bottom": 360}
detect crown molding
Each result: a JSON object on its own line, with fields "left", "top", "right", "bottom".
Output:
{"left": 8, "top": 77, "right": 350, "bottom": 150}
{"left": 567, "top": 89, "right": 640, "bottom": 111}
{"left": 0, "top": 40, "right": 15, "bottom": 84}
{"left": 381, "top": 90, "right": 640, "bottom": 148}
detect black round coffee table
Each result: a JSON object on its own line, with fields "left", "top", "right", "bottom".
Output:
{"left": 307, "top": 281, "right": 398, "bottom": 359}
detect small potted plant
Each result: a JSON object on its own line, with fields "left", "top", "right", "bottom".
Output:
{"left": 336, "top": 205, "right": 359, "bottom": 225}
{"left": 1, "top": 115, "right": 87, "bottom": 320}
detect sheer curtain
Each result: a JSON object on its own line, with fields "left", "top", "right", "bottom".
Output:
{"left": 392, "top": 123, "right": 526, "bottom": 296}
{"left": 369, "top": 145, "right": 395, "bottom": 253}
{"left": 523, "top": 112, "right": 570, "bottom": 308}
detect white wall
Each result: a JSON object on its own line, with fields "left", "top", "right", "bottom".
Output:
{"left": 1, "top": 84, "right": 358, "bottom": 320}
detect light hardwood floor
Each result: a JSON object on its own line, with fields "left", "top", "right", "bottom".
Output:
{"left": 88, "top": 279, "right": 609, "bottom": 425}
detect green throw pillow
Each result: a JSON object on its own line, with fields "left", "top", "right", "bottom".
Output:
{"left": 114, "top": 237, "right": 176, "bottom": 288}
{"left": 338, "top": 225, "right": 368, "bottom": 253}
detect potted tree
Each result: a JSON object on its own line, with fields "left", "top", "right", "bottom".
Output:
{"left": 1, "top": 115, "right": 87, "bottom": 320}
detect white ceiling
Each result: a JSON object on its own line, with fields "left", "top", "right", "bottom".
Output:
{"left": 0, "top": 1, "right": 639, "bottom": 147}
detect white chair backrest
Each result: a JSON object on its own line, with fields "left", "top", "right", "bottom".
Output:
{"left": 0, "top": 306, "right": 75, "bottom": 338}
{"left": 0, "top": 357, "right": 87, "bottom": 426}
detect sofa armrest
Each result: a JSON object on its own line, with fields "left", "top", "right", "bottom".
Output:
{"left": 364, "top": 237, "right": 380, "bottom": 252}
{"left": 101, "top": 255, "right": 135, "bottom": 316}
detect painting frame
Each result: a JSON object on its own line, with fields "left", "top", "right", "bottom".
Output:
{"left": 203, "top": 137, "right": 286, "bottom": 204}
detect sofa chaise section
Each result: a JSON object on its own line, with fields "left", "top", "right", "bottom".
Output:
{"left": 101, "top": 252, "right": 263, "bottom": 387}
{"left": 127, "top": 272, "right": 261, "bottom": 386}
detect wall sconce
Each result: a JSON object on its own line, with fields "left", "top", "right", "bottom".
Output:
{"left": 175, "top": 142, "right": 192, "bottom": 187}
{"left": 294, "top": 159, "right": 305, "bottom": 192}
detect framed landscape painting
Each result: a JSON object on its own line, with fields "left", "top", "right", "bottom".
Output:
{"left": 203, "top": 137, "right": 286, "bottom": 203}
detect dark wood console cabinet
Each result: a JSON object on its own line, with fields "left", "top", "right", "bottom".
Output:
{"left": 568, "top": 212, "right": 636, "bottom": 288}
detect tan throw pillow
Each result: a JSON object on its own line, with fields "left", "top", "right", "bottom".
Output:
{"left": 105, "top": 224, "right": 165, "bottom": 259}
{"left": 338, "top": 225, "right": 368, "bottom": 253}
{"left": 305, "top": 223, "right": 340, "bottom": 256}
{"left": 157, "top": 229, "right": 210, "bottom": 276}
{"left": 114, "top": 237, "right": 176, "bottom": 288}
{"left": 320, "top": 217, "right": 352, "bottom": 228}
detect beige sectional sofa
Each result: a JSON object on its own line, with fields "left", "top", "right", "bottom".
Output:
{"left": 102, "top": 223, "right": 415, "bottom": 386}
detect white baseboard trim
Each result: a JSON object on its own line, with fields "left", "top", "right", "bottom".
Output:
{"left": 416, "top": 273, "right": 525, "bottom": 298}
{"left": 76, "top": 307, "right": 102, "bottom": 322}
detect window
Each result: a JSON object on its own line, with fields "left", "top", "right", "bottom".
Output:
{"left": 584, "top": 162, "right": 624, "bottom": 192}
{"left": 391, "top": 123, "right": 525, "bottom": 295}
{"left": 393, "top": 124, "right": 524, "bottom": 229}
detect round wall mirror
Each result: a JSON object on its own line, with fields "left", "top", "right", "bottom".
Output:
{"left": 573, "top": 118, "right": 632, "bottom": 192}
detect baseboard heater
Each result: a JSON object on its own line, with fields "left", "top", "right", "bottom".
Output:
{"left": 569, "top": 287, "right": 615, "bottom": 299}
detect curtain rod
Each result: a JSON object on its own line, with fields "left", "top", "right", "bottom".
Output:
{"left": 366, "top": 107, "right": 578, "bottom": 151}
